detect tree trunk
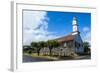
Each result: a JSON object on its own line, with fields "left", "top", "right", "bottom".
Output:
{"left": 37, "top": 52, "right": 39, "bottom": 56}
{"left": 37, "top": 48, "right": 40, "bottom": 56}
{"left": 49, "top": 49, "right": 52, "bottom": 56}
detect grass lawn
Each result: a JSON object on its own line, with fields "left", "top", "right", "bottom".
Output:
{"left": 23, "top": 52, "right": 91, "bottom": 61}
{"left": 24, "top": 53, "right": 59, "bottom": 60}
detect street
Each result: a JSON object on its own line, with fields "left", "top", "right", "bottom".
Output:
{"left": 23, "top": 55, "right": 54, "bottom": 62}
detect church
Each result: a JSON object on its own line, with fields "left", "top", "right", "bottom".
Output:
{"left": 55, "top": 17, "right": 84, "bottom": 54}
{"left": 40, "top": 17, "right": 84, "bottom": 56}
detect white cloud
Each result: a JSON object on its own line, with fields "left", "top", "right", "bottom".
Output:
{"left": 82, "top": 27, "right": 91, "bottom": 45}
{"left": 23, "top": 11, "right": 48, "bottom": 30}
{"left": 83, "top": 32, "right": 91, "bottom": 44}
{"left": 83, "top": 27, "right": 89, "bottom": 32}
{"left": 23, "top": 11, "right": 57, "bottom": 45}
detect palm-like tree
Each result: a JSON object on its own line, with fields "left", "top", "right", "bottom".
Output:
{"left": 31, "top": 41, "right": 47, "bottom": 56}
{"left": 31, "top": 42, "right": 41, "bottom": 56}
{"left": 31, "top": 42, "right": 38, "bottom": 53}
{"left": 38, "top": 41, "right": 47, "bottom": 55}
{"left": 38, "top": 42, "right": 41, "bottom": 55}
{"left": 47, "top": 40, "right": 60, "bottom": 56}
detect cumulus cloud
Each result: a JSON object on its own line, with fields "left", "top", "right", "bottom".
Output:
{"left": 84, "top": 32, "right": 91, "bottom": 44}
{"left": 82, "top": 27, "right": 91, "bottom": 45}
{"left": 83, "top": 27, "right": 89, "bottom": 32}
{"left": 23, "top": 11, "right": 57, "bottom": 45}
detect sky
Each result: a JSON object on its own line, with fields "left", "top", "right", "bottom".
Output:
{"left": 23, "top": 10, "right": 91, "bottom": 45}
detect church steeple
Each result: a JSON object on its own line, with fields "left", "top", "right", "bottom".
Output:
{"left": 72, "top": 17, "right": 80, "bottom": 35}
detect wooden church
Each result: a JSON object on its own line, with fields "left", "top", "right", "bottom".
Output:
{"left": 55, "top": 17, "right": 84, "bottom": 54}
{"left": 40, "top": 17, "right": 84, "bottom": 56}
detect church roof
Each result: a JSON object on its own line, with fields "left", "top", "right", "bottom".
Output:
{"left": 55, "top": 34, "right": 74, "bottom": 43}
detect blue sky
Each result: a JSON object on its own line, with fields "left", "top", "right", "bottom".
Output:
{"left": 23, "top": 10, "right": 91, "bottom": 45}
{"left": 47, "top": 11, "right": 91, "bottom": 37}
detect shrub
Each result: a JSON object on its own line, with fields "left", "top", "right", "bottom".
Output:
{"left": 27, "top": 50, "right": 32, "bottom": 54}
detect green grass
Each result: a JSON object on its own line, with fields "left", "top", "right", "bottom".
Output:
{"left": 23, "top": 52, "right": 91, "bottom": 61}
{"left": 24, "top": 53, "right": 59, "bottom": 60}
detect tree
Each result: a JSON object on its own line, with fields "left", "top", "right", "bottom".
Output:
{"left": 37, "top": 41, "right": 46, "bottom": 56}
{"left": 47, "top": 40, "right": 53, "bottom": 56}
{"left": 47, "top": 40, "right": 60, "bottom": 56}
{"left": 31, "top": 42, "right": 38, "bottom": 53}
{"left": 23, "top": 45, "right": 32, "bottom": 53}
{"left": 53, "top": 40, "right": 60, "bottom": 48}
{"left": 31, "top": 42, "right": 41, "bottom": 56}
{"left": 36, "top": 42, "right": 41, "bottom": 56}
{"left": 83, "top": 42, "right": 90, "bottom": 54}
{"left": 31, "top": 41, "right": 47, "bottom": 56}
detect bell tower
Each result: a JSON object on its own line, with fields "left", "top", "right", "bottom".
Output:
{"left": 72, "top": 17, "right": 80, "bottom": 35}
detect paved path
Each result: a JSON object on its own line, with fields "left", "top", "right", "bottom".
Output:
{"left": 23, "top": 55, "right": 53, "bottom": 62}
{"left": 75, "top": 55, "right": 91, "bottom": 59}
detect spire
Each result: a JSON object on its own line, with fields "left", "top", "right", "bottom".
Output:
{"left": 72, "top": 16, "right": 80, "bottom": 35}
{"left": 72, "top": 16, "right": 77, "bottom": 25}
{"left": 73, "top": 16, "right": 77, "bottom": 20}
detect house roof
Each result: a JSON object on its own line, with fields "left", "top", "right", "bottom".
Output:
{"left": 55, "top": 34, "right": 74, "bottom": 43}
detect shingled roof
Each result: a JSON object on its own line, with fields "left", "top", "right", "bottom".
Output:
{"left": 55, "top": 34, "right": 74, "bottom": 43}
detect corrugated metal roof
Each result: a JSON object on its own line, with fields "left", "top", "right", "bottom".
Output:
{"left": 55, "top": 34, "right": 74, "bottom": 43}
